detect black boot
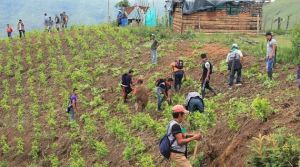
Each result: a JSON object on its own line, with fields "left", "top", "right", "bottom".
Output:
{"left": 268, "top": 71, "right": 273, "bottom": 80}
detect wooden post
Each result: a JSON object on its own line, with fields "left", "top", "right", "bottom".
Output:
{"left": 277, "top": 17, "right": 281, "bottom": 30}
{"left": 286, "top": 15, "right": 290, "bottom": 30}
{"left": 198, "top": 15, "right": 201, "bottom": 32}
{"left": 257, "top": 14, "right": 260, "bottom": 34}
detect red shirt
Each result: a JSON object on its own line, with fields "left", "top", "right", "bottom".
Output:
{"left": 7, "top": 27, "right": 13, "bottom": 33}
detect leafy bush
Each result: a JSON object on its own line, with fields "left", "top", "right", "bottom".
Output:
{"left": 137, "top": 154, "right": 155, "bottom": 167}
{"left": 251, "top": 96, "right": 273, "bottom": 122}
{"left": 225, "top": 98, "right": 249, "bottom": 131}
{"left": 247, "top": 130, "right": 300, "bottom": 167}
{"left": 291, "top": 24, "right": 300, "bottom": 60}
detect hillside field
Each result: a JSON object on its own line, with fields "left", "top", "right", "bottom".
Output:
{"left": 0, "top": 25, "right": 299, "bottom": 167}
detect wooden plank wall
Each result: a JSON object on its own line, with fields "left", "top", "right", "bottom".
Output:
{"left": 173, "top": 6, "right": 262, "bottom": 33}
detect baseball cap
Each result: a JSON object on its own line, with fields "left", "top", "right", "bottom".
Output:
{"left": 172, "top": 105, "right": 189, "bottom": 114}
{"left": 265, "top": 32, "right": 272, "bottom": 36}
{"left": 232, "top": 43, "right": 238, "bottom": 49}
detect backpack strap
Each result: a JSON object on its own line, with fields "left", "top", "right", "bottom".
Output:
{"left": 167, "top": 121, "right": 178, "bottom": 146}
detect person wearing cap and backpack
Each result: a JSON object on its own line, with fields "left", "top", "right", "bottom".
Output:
{"left": 200, "top": 53, "right": 216, "bottom": 98}
{"left": 171, "top": 59, "right": 185, "bottom": 92}
{"left": 151, "top": 34, "right": 159, "bottom": 65}
{"left": 156, "top": 78, "right": 173, "bottom": 111}
{"left": 265, "top": 32, "right": 277, "bottom": 80}
{"left": 159, "top": 105, "right": 201, "bottom": 167}
{"left": 121, "top": 69, "right": 134, "bottom": 103}
{"left": 226, "top": 44, "right": 244, "bottom": 90}
{"left": 17, "top": 19, "right": 25, "bottom": 38}
{"left": 185, "top": 92, "right": 204, "bottom": 113}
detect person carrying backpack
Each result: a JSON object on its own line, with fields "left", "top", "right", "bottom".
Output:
{"left": 121, "top": 69, "right": 134, "bottom": 103}
{"left": 133, "top": 79, "right": 149, "bottom": 112}
{"left": 171, "top": 59, "right": 185, "bottom": 92}
{"left": 55, "top": 15, "right": 61, "bottom": 31}
{"left": 265, "top": 32, "right": 277, "bottom": 80}
{"left": 17, "top": 19, "right": 25, "bottom": 38}
{"left": 200, "top": 53, "right": 216, "bottom": 98}
{"left": 67, "top": 88, "right": 79, "bottom": 121}
{"left": 185, "top": 92, "right": 204, "bottom": 113}
{"left": 297, "top": 65, "right": 300, "bottom": 90}
{"left": 162, "top": 105, "right": 201, "bottom": 167}
{"left": 6, "top": 24, "right": 13, "bottom": 38}
{"left": 151, "top": 34, "right": 159, "bottom": 65}
{"left": 226, "top": 44, "right": 243, "bottom": 89}
{"left": 48, "top": 17, "right": 54, "bottom": 32}
{"left": 156, "top": 78, "right": 173, "bottom": 111}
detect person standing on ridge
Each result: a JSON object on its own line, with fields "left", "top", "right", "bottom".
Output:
{"left": 226, "top": 43, "right": 243, "bottom": 89}
{"left": 200, "top": 53, "right": 216, "bottom": 98}
{"left": 55, "top": 14, "right": 61, "bottom": 31}
{"left": 17, "top": 19, "right": 25, "bottom": 38}
{"left": 171, "top": 59, "right": 185, "bottom": 92}
{"left": 6, "top": 24, "right": 13, "bottom": 38}
{"left": 265, "top": 32, "right": 277, "bottom": 80}
{"left": 151, "top": 34, "right": 159, "bottom": 65}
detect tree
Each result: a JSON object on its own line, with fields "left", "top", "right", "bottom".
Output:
{"left": 115, "top": 0, "right": 130, "bottom": 8}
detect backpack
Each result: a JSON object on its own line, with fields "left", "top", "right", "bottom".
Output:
{"left": 66, "top": 96, "right": 72, "bottom": 113}
{"left": 155, "top": 79, "right": 165, "bottom": 87}
{"left": 159, "top": 122, "right": 177, "bottom": 159}
{"left": 175, "top": 60, "right": 184, "bottom": 69}
{"left": 121, "top": 74, "right": 128, "bottom": 85}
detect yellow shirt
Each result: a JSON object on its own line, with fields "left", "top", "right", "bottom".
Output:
{"left": 170, "top": 62, "right": 181, "bottom": 72}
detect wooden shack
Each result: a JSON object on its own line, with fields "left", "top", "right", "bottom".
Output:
{"left": 171, "top": 0, "right": 263, "bottom": 33}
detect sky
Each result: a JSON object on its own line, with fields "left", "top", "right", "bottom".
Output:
{"left": 0, "top": 0, "right": 165, "bottom": 38}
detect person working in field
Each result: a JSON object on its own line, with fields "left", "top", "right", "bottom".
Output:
{"left": 185, "top": 92, "right": 204, "bottom": 113}
{"left": 265, "top": 32, "right": 277, "bottom": 80}
{"left": 200, "top": 53, "right": 216, "bottom": 98}
{"left": 44, "top": 13, "right": 48, "bottom": 31}
{"left": 171, "top": 59, "right": 185, "bottom": 92}
{"left": 67, "top": 88, "right": 79, "bottom": 121}
{"left": 226, "top": 44, "right": 243, "bottom": 90}
{"left": 151, "top": 34, "right": 159, "bottom": 65}
{"left": 156, "top": 78, "right": 173, "bottom": 111}
{"left": 121, "top": 69, "right": 134, "bottom": 103}
{"left": 133, "top": 79, "right": 149, "bottom": 112}
{"left": 55, "top": 14, "right": 61, "bottom": 31}
{"left": 297, "top": 65, "right": 300, "bottom": 90}
{"left": 6, "top": 24, "right": 13, "bottom": 38}
{"left": 167, "top": 105, "right": 202, "bottom": 167}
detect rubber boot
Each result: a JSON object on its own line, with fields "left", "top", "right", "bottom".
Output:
{"left": 267, "top": 71, "right": 273, "bottom": 80}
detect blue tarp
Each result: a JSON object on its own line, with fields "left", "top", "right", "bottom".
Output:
{"left": 145, "top": 8, "right": 157, "bottom": 27}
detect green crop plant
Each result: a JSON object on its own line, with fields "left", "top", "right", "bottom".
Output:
{"left": 137, "top": 154, "right": 155, "bottom": 167}
{"left": 0, "top": 161, "right": 8, "bottom": 167}
{"left": 69, "top": 144, "right": 85, "bottom": 167}
{"left": 188, "top": 109, "right": 216, "bottom": 132}
{"left": 285, "top": 73, "right": 296, "bottom": 82}
{"left": 218, "top": 60, "right": 228, "bottom": 73}
{"left": 31, "top": 140, "right": 40, "bottom": 161}
{"left": 116, "top": 102, "right": 130, "bottom": 113}
{"left": 244, "top": 63, "right": 260, "bottom": 79}
{"left": 15, "top": 137, "right": 24, "bottom": 155}
{"left": 80, "top": 114, "right": 97, "bottom": 136}
{"left": 247, "top": 129, "right": 300, "bottom": 167}
{"left": 48, "top": 154, "right": 59, "bottom": 167}
{"left": 0, "top": 136, "right": 10, "bottom": 154}
{"left": 90, "top": 140, "right": 108, "bottom": 159}
{"left": 105, "top": 118, "right": 130, "bottom": 142}
{"left": 251, "top": 96, "right": 273, "bottom": 122}
{"left": 225, "top": 98, "right": 249, "bottom": 131}
{"left": 123, "top": 137, "right": 146, "bottom": 161}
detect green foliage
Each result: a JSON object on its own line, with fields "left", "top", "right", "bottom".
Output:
{"left": 188, "top": 110, "right": 216, "bottom": 132}
{"left": 191, "top": 152, "right": 205, "bottom": 167}
{"left": 69, "top": 144, "right": 85, "bottom": 167}
{"left": 90, "top": 140, "right": 108, "bottom": 159}
{"left": 0, "top": 136, "right": 10, "bottom": 154}
{"left": 0, "top": 161, "right": 8, "bottom": 167}
{"left": 247, "top": 129, "right": 300, "bottom": 167}
{"left": 48, "top": 154, "right": 59, "bottom": 167}
{"left": 31, "top": 140, "right": 40, "bottom": 161}
{"left": 137, "top": 154, "right": 155, "bottom": 167}
{"left": 218, "top": 60, "right": 228, "bottom": 73}
{"left": 225, "top": 98, "right": 249, "bottom": 131}
{"left": 291, "top": 24, "right": 300, "bottom": 58}
{"left": 15, "top": 137, "right": 24, "bottom": 155}
{"left": 251, "top": 96, "right": 273, "bottom": 122}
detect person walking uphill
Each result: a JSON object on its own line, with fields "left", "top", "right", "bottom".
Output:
{"left": 151, "top": 34, "right": 159, "bottom": 65}
{"left": 6, "top": 24, "right": 13, "bottom": 38}
{"left": 121, "top": 69, "right": 134, "bottom": 103}
{"left": 171, "top": 59, "right": 185, "bottom": 92}
{"left": 226, "top": 43, "right": 243, "bottom": 89}
{"left": 17, "top": 19, "right": 25, "bottom": 38}
{"left": 168, "top": 105, "right": 202, "bottom": 167}
{"left": 200, "top": 53, "right": 216, "bottom": 98}
{"left": 185, "top": 92, "right": 204, "bottom": 113}
{"left": 265, "top": 32, "right": 277, "bottom": 80}
{"left": 67, "top": 88, "right": 79, "bottom": 121}
{"left": 133, "top": 79, "right": 149, "bottom": 112}
{"left": 156, "top": 78, "right": 173, "bottom": 111}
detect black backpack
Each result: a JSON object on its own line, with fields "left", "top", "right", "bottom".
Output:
{"left": 175, "top": 60, "right": 184, "bottom": 69}
{"left": 156, "top": 79, "right": 165, "bottom": 87}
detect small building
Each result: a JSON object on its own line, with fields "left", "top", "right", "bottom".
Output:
{"left": 170, "top": 0, "right": 264, "bottom": 33}
{"left": 125, "top": 6, "right": 149, "bottom": 25}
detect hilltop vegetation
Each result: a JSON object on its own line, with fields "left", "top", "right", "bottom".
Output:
{"left": 0, "top": 25, "right": 299, "bottom": 167}
{"left": 263, "top": 0, "right": 300, "bottom": 31}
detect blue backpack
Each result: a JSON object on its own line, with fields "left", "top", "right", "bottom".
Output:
{"left": 159, "top": 122, "right": 177, "bottom": 159}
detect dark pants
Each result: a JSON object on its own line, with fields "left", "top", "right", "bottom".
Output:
{"left": 228, "top": 68, "right": 242, "bottom": 86}
{"left": 122, "top": 86, "right": 132, "bottom": 103}
{"left": 188, "top": 98, "right": 204, "bottom": 113}
{"left": 201, "top": 79, "right": 216, "bottom": 98}
{"left": 7, "top": 32, "right": 12, "bottom": 38}
{"left": 174, "top": 70, "right": 184, "bottom": 91}
{"left": 19, "top": 30, "right": 25, "bottom": 38}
